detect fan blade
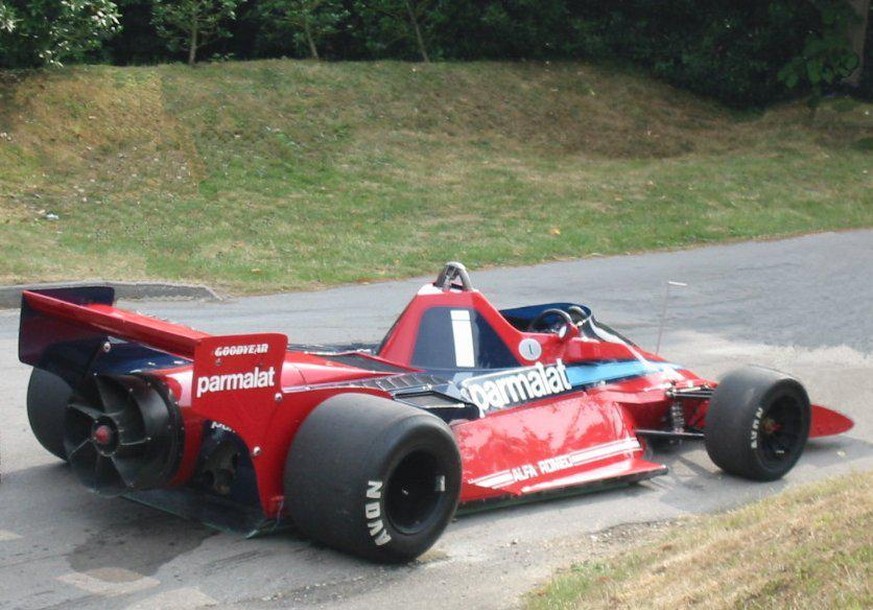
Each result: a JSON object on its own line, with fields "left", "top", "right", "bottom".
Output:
{"left": 67, "top": 437, "right": 96, "bottom": 464}
{"left": 94, "top": 376, "right": 132, "bottom": 417}
{"left": 93, "top": 454, "right": 126, "bottom": 495}
{"left": 111, "top": 455, "right": 144, "bottom": 489}
{"left": 67, "top": 401, "right": 104, "bottom": 423}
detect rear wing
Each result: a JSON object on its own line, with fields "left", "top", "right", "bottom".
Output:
{"left": 20, "top": 287, "right": 208, "bottom": 384}
{"left": 19, "top": 288, "right": 288, "bottom": 405}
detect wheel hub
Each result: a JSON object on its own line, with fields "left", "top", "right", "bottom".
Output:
{"left": 762, "top": 418, "right": 780, "bottom": 435}
{"left": 91, "top": 422, "right": 116, "bottom": 450}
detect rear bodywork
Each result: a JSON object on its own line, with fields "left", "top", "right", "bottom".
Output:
{"left": 17, "top": 263, "right": 854, "bottom": 555}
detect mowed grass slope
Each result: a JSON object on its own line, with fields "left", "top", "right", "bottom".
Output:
{"left": 526, "top": 471, "right": 873, "bottom": 610}
{"left": 1, "top": 60, "right": 872, "bottom": 291}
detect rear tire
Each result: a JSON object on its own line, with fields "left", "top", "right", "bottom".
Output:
{"left": 285, "top": 393, "right": 461, "bottom": 563}
{"left": 705, "top": 366, "right": 810, "bottom": 481}
{"left": 27, "top": 369, "right": 72, "bottom": 460}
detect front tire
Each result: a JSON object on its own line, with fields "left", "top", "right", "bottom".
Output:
{"left": 285, "top": 393, "right": 461, "bottom": 563}
{"left": 705, "top": 366, "right": 810, "bottom": 481}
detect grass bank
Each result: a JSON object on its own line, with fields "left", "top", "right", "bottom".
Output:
{"left": 526, "top": 471, "right": 872, "bottom": 609}
{"left": 1, "top": 60, "right": 872, "bottom": 292}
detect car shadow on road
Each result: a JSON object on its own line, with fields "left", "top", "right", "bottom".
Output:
{"left": 1, "top": 461, "right": 217, "bottom": 577}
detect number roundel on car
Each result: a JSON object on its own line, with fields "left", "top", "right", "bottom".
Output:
{"left": 518, "top": 338, "right": 542, "bottom": 361}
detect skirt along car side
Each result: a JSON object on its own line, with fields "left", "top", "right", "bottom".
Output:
{"left": 17, "top": 263, "right": 853, "bottom": 562}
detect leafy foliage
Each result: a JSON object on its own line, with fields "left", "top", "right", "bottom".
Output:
{"left": 354, "top": 0, "right": 438, "bottom": 61}
{"left": 778, "top": 0, "right": 862, "bottom": 105}
{"left": 0, "top": 2, "right": 16, "bottom": 34}
{"left": 151, "top": 0, "right": 240, "bottom": 65}
{"left": 0, "top": 0, "right": 869, "bottom": 107}
{"left": 258, "top": 0, "right": 349, "bottom": 59}
{"left": 0, "top": 0, "right": 120, "bottom": 68}
{"left": 560, "top": 1, "right": 823, "bottom": 107}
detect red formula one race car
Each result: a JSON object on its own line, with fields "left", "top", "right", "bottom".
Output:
{"left": 18, "top": 263, "right": 854, "bottom": 562}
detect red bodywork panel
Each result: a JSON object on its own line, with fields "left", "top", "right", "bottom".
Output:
{"left": 19, "top": 280, "right": 854, "bottom": 521}
{"left": 455, "top": 392, "right": 658, "bottom": 502}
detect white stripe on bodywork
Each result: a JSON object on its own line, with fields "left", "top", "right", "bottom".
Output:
{"left": 469, "top": 437, "right": 642, "bottom": 490}
{"left": 566, "top": 437, "right": 641, "bottom": 465}
{"left": 451, "top": 309, "right": 475, "bottom": 368}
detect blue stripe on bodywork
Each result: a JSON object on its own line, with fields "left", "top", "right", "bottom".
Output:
{"left": 565, "top": 360, "right": 680, "bottom": 388}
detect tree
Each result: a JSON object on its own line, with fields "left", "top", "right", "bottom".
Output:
{"left": 845, "top": 0, "right": 870, "bottom": 85}
{"left": 778, "top": 0, "right": 861, "bottom": 104}
{"left": 356, "top": 0, "right": 437, "bottom": 62}
{"left": 259, "top": 0, "right": 348, "bottom": 59}
{"left": 0, "top": 0, "right": 120, "bottom": 68}
{"left": 152, "top": 0, "right": 240, "bottom": 66}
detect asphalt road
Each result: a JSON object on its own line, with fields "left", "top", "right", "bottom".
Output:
{"left": 1, "top": 230, "right": 871, "bottom": 610}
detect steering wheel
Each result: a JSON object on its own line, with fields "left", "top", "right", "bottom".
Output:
{"left": 527, "top": 308, "right": 574, "bottom": 333}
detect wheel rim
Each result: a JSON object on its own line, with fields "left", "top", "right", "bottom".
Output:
{"left": 757, "top": 395, "right": 804, "bottom": 468}
{"left": 385, "top": 450, "right": 446, "bottom": 535}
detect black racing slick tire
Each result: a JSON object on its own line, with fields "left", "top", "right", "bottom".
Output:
{"left": 704, "top": 366, "right": 811, "bottom": 482}
{"left": 26, "top": 369, "right": 73, "bottom": 461}
{"left": 285, "top": 393, "right": 462, "bottom": 563}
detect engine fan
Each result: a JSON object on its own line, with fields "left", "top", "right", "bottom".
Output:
{"left": 64, "top": 374, "right": 184, "bottom": 496}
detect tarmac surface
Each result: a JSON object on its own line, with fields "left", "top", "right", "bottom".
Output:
{"left": 0, "top": 281, "right": 218, "bottom": 310}
{"left": 1, "top": 229, "right": 871, "bottom": 609}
